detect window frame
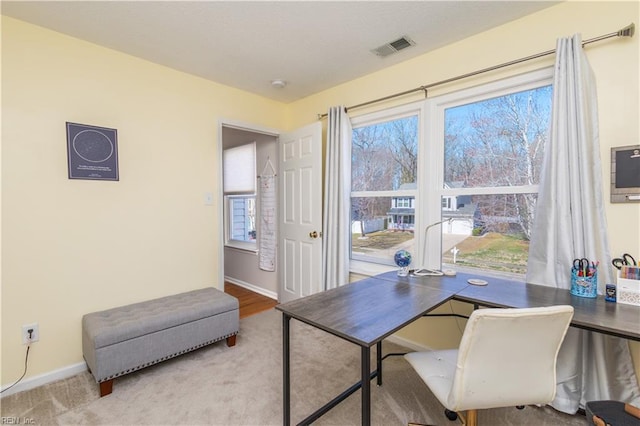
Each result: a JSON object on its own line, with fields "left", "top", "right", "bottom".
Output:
{"left": 223, "top": 141, "right": 258, "bottom": 252}
{"left": 349, "top": 102, "right": 424, "bottom": 273}
{"left": 421, "top": 67, "right": 554, "bottom": 274}
{"left": 349, "top": 67, "right": 554, "bottom": 277}
{"left": 224, "top": 194, "right": 258, "bottom": 252}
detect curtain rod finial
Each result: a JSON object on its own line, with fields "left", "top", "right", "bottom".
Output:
{"left": 618, "top": 23, "right": 635, "bottom": 38}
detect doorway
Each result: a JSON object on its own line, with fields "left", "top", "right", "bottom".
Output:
{"left": 219, "top": 120, "right": 323, "bottom": 303}
{"left": 220, "top": 123, "right": 279, "bottom": 300}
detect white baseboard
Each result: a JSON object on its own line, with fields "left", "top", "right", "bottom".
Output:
{"left": 224, "top": 276, "right": 278, "bottom": 301}
{"left": 0, "top": 330, "right": 422, "bottom": 399}
{"left": 1, "top": 362, "right": 87, "bottom": 398}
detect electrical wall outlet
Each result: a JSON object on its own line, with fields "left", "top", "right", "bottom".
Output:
{"left": 22, "top": 323, "right": 39, "bottom": 345}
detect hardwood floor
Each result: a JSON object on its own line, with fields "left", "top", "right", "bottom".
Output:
{"left": 224, "top": 282, "right": 278, "bottom": 319}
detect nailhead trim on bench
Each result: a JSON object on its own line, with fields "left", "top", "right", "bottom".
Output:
{"left": 97, "top": 332, "right": 238, "bottom": 383}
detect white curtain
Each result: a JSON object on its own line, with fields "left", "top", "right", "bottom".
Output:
{"left": 322, "top": 106, "right": 352, "bottom": 290}
{"left": 526, "top": 34, "right": 640, "bottom": 413}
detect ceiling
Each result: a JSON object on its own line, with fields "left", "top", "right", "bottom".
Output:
{"left": 1, "top": 1, "right": 560, "bottom": 103}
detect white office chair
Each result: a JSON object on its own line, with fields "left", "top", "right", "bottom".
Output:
{"left": 405, "top": 305, "right": 574, "bottom": 426}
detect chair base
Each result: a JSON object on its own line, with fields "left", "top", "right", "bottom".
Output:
{"left": 446, "top": 406, "right": 531, "bottom": 426}
{"left": 444, "top": 409, "right": 458, "bottom": 421}
{"left": 459, "top": 409, "right": 477, "bottom": 426}
{"left": 446, "top": 409, "right": 478, "bottom": 426}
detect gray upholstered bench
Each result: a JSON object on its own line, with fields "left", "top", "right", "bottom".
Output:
{"left": 82, "top": 287, "right": 239, "bottom": 396}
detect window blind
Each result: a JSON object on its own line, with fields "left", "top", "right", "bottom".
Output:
{"left": 223, "top": 142, "right": 256, "bottom": 194}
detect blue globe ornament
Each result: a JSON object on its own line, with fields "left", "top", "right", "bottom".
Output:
{"left": 394, "top": 250, "right": 412, "bottom": 268}
{"left": 394, "top": 250, "right": 412, "bottom": 277}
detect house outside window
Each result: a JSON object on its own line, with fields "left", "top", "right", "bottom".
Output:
{"left": 388, "top": 184, "right": 416, "bottom": 231}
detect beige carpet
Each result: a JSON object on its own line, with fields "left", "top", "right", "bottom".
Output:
{"left": 1, "top": 308, "right": 587, "bottom": 425}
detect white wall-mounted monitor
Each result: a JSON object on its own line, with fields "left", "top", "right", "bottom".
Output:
{"left": 611, "top": 145, "right": 640, "bottom": 203}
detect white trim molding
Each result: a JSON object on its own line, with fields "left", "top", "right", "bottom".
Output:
{"left": 224, "top": 276, "right": 278, "bottom": 300}
{"left": 1, "top": 362, "right": 87, "bottom": 398}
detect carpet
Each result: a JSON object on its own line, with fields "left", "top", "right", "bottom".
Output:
{"left": 1, "top": 308, "right": 587, "bottom": 425}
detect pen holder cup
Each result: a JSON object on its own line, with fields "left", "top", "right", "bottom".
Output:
{"left": 571, "top": 268, "right": 598, "bottom": 298}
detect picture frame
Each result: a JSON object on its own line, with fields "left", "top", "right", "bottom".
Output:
{"left": 66, "top": 122, "right": 119, "bottom": 181}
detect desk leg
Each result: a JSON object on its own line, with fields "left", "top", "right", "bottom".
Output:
{"left": 283, "top": 313, "right": 291, "bottom": 426}
{"left": 376, "top": 341, "right": 382, "bottom": 386}
{"left": 361, "top": 346, "right": 371, "bottom": 426}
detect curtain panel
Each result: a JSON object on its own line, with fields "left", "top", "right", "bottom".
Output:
{"left": 322, "top": 106, "right": 352, "bottom": 290}
{"left": 526, "top": 34, "right": 640, "bottom": 413}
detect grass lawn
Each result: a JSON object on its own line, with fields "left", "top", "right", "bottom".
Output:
{"left": 351, "top": 230, "right": 413, "bottom": 252}
{"left": 443, "top": 232, "right": 529, "bottom": 274}
{"left": 352, "top": 230, "right": 528, "bottom": 274}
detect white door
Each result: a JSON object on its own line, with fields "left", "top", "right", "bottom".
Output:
{"left": 278, "top": 122, "right": 323, "bottom": 303}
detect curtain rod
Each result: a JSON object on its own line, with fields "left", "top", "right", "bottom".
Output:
{"left": 318, "top": 23, "right": 635, "bottom": 120}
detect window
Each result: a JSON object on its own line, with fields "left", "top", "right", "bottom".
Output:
{"left": 432, "top": 68, "right": 553, "bottom": 277}
{"left": 442, "top": 197, "right": 452, "bottom": 210}
{"left": 349, "top": 68, "right": 553, "bottom": 278}
{"left": 350, "top": 105, "right": 420, "bottom": 266}
{"left": 228, "top": 196, "right": 256, "bottom": 242}
{"left": 396, "top": 198, "right": 412, "bottom": 208}
{"left": 223, "top": 142, "right": 256, "bottom": 194}
{"left": 223, "top": 142, "right": 257, "bottom": 250}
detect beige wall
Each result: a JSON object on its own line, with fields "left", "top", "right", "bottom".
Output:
{"left": 2, "top": 0, "right": 639, "bottom": 389}
{"left": 315, "top": 1, "right": 639, "bottom": 372}
{"left": 1, "top": 16, "right": 286, "bottom": 384}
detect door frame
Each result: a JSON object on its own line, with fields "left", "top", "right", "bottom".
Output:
{"left": 217, "top": 118, "right": 282, "bottom": 294}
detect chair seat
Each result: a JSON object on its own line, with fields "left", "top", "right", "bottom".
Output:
{"left": 405, "top": 349, "right": 458, "bottom": 410}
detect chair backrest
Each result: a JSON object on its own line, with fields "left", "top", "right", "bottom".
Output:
{"left": 446, "top": 305, "right": 574, "bottom": 412}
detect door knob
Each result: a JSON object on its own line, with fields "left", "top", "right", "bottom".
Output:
{"left": 309, "top": 231, "right": 320, "bottom": 239}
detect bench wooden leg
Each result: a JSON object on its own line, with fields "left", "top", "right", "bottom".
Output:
{"left": 226, "top": 334, "right": 237, "bottom": 347}
{"left": 99, "top": 379, "right": 113, "bottom": 397}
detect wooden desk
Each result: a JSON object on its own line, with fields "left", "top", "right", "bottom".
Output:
{"left": 449, "top": 272, "right": 640, "bottom": 342}
{"left": 277, "top": 275, "right": 463, "bottom": 425}
{"left": 276, "top": 271, "right": 640, "bottom": 425}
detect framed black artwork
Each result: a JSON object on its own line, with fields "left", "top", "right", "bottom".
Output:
{"left": 66, "top": 122, "right": 119, "bottom": 181}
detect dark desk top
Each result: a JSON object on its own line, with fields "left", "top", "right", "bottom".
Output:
{"left": 451, "top": 273, "right": 640, "bottom": 341}
{"left": 374, "top": 270, "right": 470, "bottom": 294}
{"left": 276, "top": 271, "right": 640, "bottom": 344}
{"left": 275, "top": 275, "right": 456, "bottom": 347}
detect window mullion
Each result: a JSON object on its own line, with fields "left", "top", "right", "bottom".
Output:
{"left": 440, "top": 185, "right": 540, "bottom": 196}
{"left": 351, "top": 190, "right": 416, "bottom": 198}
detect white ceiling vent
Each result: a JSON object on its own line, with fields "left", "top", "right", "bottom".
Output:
{"left": 371, "top": 36, "right": 415, "bottom": 57}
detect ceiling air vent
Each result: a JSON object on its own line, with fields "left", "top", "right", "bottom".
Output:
{"left": 371, "top": 36, "right": 415, "bottom": 58}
